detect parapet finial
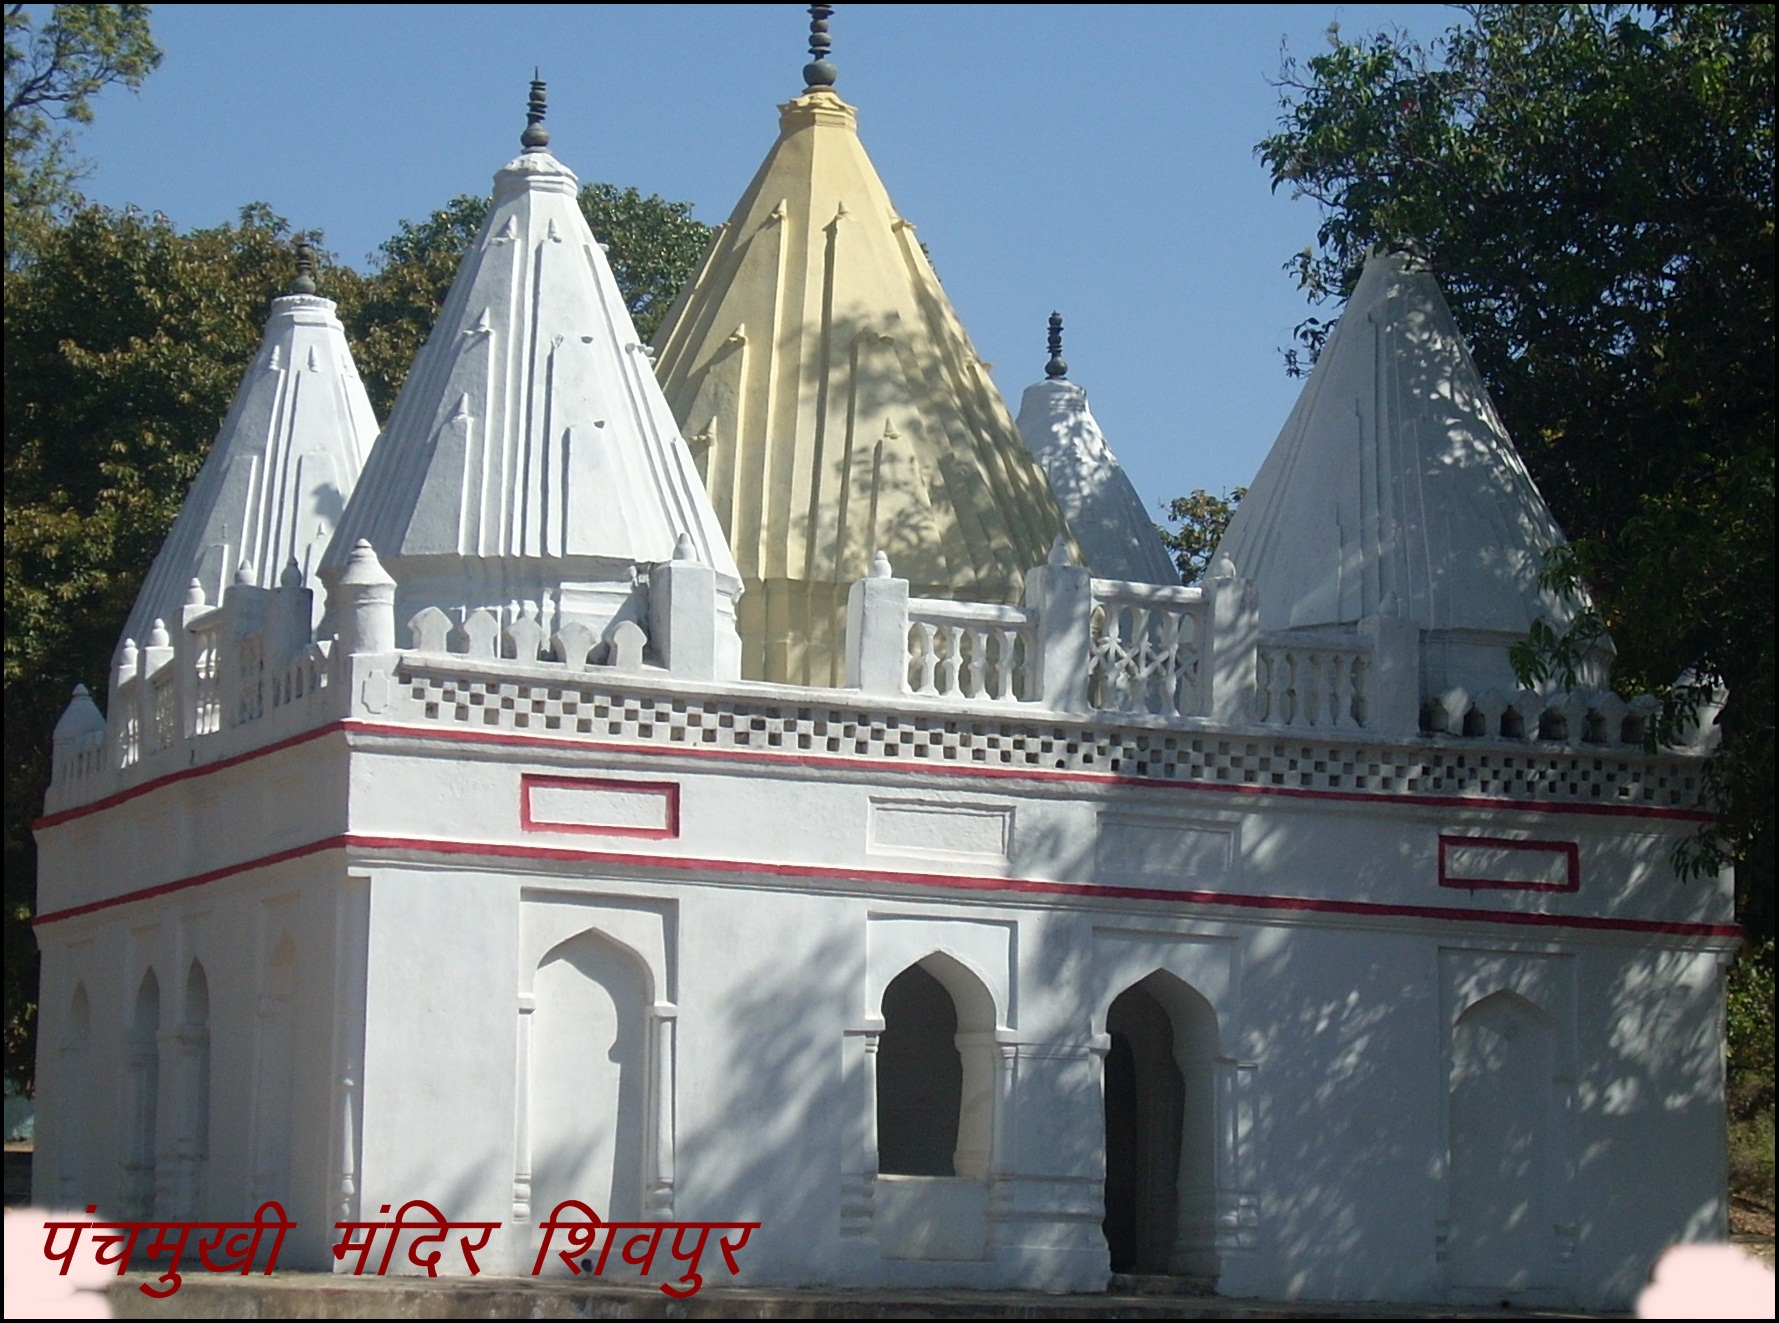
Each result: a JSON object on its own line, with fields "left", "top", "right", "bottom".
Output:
{"left": 1045, "top": 311, "right": 1068, "bottom": 379}
{"left": 521, "top": 70, "right": 550, "bottom": 151}
{"left": 290, "top": 238, "right": 317, "bottom": 295}
{"left": 803, "top": 4, "right": 837, "bottom": 88}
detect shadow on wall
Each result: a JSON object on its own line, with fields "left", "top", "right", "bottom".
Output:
{"left": 1236, "top": 810, "right": 1726, "bottom": 1303}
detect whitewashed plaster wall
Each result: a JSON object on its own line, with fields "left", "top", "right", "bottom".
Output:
{"left": 34, "top": 688, "right": 1733, "bottom": 1303}
{"left": 33, "top": 850, "right": 356, "bottom": 1270}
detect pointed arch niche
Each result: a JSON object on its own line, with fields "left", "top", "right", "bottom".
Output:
{"left": 515, "top": 893, "right": 676, "bottom": 1262}
{"left": 122, "top": 968, "right": 161, "bottom": 1217}
{"left": 58, "top": 982, "right": 93, "bottom": 1205}
{"left": 174, "top": 960, "right": 212, "bottom": 1217}
{"left": 1091, "top": 930, "right": 1252, "bottom": 1282}
{"left": 1102, "top": 971, "right": 1219, "bottom": 1276}
{"left": 1437, "top": 949, "right": 1575, "bottom": 1304}
{"left": 250, "top": 933, "right": 297, "bottom": 1209}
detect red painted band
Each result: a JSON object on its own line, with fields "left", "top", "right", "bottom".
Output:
{"left": 34, "top": 835, "right": 349, "bottom": 924}
{"left": 34, "top": 831, "right": 1741, "bottom": 941}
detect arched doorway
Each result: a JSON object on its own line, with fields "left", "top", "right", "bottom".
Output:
{"left": 1102, "top": 972, "right": 1218, "bottom": 1277}
{"left": 876, "top": 963, "right": 963, "bottom": 1176}
{"left": 1448, "top": 990, "right": 1555, "bottom": 1293}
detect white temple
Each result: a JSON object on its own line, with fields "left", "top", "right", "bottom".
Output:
{"left": 31, "top": 16, "right": 1735, "bottom": 1312}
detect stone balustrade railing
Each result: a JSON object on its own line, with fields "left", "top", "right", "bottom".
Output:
{"left": 1255, "top": 633, "right": 1371, "bottom": 731}
{"left": 904, "top": 597, "right": 1034, "bottom": 702}
{"left": 1087, "top": 578, "right": 1207, "bottom": 719}
{"left": 47, "top": 539, "right": 1695, "bottom": 813}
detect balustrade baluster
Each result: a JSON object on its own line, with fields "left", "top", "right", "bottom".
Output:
{"left": 996, "top": 628, "right": 1017, "bottom": 700}
{"left": 914, "top": 622, "right": 938, "bottom": 694}
{"left": 939, "top": 624, "right": 964, "bottom": 696}
{"left": 1331, "top": 655, "right": 1353, "bottom": 728}
{"left": 964, "top": 627, "right": 987, "bottom": 698}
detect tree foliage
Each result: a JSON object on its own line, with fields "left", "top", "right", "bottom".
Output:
{"left": 3, "top": 3, "right": 159, "bottom": 260}
{"left": 1159, "top": 487, "right": 1246, "bottom": 586}
{"left": 1260, "top": 3, "right": 1775, "bottom": 932}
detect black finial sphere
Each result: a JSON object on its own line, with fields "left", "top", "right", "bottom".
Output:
{"left": 804, "top": 4, "right": 836, "bottom": 87}
{"left": 522, "top": 72, "right": 550, "bottom": 150}
{"left": 1045, "top": 311, "right": 1068, "bottom": 378}
{"left": 290, "top": 239, "right": 317, "bottom": 296}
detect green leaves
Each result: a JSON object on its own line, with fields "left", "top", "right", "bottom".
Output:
{"left": 1158, "top": 487, "right": 1246, "bottom": 586}
{"left": 1263, "top": 4, "right": 1776, "bottom": 929}
{"left": 3, "top": 4, "right": 161, "bottom": 262}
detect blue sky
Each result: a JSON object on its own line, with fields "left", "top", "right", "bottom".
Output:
{"left": 75, "top": 3, "right": 1455, "bottom": 515}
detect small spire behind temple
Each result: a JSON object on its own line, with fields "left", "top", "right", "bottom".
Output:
{"left": 1045, "top": 311, "right": 1068, "bottom": 379}
{"left": 803, "top": 4, "right": 836, "bottom": 88}
{"left": 290, "top": 238, "right": 317, "bottom": 296}
{"left": 521, "top": 70, "right": 550, "bottom": 150}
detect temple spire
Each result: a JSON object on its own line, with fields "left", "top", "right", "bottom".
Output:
{"left": 803, "top": 4, "right": 836, "bottom": 88}
{"left": 650, "top": 20, "right": 1072, "bottom": 686}
{"left": 121, "top": 247, "right": 378, "bottom": 645}
{"left": 323, "top": 81, "right": 742, "bottom": 673}
{"left": 1016, "top": 317, "right": 1177, "bottom": 585}
{"left": 1045, "top": 311, "right": 1067, "bottom": 379}
{"left": 1215, "top": 250, "right": 1600, "bottom": 693}
{"left": 521, "top": 70, "right": 549, "bottom": 151}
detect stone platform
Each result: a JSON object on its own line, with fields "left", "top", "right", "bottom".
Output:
{"left": 106, "top": 1274, "right": 1626, "bottom": 1320}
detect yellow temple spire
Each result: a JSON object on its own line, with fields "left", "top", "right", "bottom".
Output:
{"left": 651, "top": 6, "right": 1070, "bottom": 686}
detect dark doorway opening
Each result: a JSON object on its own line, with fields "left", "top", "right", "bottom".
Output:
{"left": 1102, "top": 981, "right": 1185, "bottom": 1273}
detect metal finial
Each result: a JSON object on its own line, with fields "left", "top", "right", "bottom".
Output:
{"left": 803, "top": 4, "right": 837, "bottom": 88}
{"left": 290, "top": 239, "right": 317, "bottom": 295}
{"left": 1045, "top": 311, "right": 1068, "bottom": 379}
{"left": 521, "top": 71, "right": 550, "bottom": 150}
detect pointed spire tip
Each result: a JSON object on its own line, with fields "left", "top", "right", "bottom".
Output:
{"left": 803, "top": 4, "right": 837, "bottom": 88}
{"left": 290, "top": 238, "right": 317, "bottom": 296}
{"left": 1045, "top": 311, "right": 1068, "bottom": 379}
{"left": 521, "top": 72, "right": 550, "bottom": 151}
